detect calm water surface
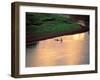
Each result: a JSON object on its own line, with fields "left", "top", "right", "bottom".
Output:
{"left": 26, "top": 32, "right": 89, "bottom": 67}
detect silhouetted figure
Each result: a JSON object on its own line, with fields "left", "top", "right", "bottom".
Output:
{"left": 54, "top": 38, "right": 63, "bottom": 43}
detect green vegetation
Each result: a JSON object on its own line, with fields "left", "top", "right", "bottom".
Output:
{"left": 26, "top": 13, "right": 80, "bottom": 37}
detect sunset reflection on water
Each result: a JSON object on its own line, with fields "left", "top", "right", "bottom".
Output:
{"left": 26, "top": 32, "right": 89, "bottom": 67}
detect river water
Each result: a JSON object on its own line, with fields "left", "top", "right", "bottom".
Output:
{"left": 26, "top": 32, "right": 89, "bottom": 67}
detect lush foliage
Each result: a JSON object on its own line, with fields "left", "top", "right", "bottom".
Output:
{"left": 26, "top": 13, "right": 80, "bottom": 36}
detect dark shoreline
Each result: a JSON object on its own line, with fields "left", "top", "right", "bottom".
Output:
{"left": 26, "top": 26, "right": 89, "bottom": 46}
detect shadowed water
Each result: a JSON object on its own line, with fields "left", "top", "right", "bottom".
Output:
{"left": 26, "top": 32, "right": 89, "bottom": 67}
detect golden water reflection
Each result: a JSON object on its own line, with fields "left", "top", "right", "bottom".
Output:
{"left": 26, "top": 32, "right": 89, "bottom": 67}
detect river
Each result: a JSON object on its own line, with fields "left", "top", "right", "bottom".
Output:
{"left": 26, "top": 32, "right": 89, "bottom": 67}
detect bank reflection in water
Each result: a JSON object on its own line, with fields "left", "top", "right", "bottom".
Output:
{"left": 26, "top": 32, "right": 89, "bottom": 67}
